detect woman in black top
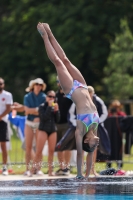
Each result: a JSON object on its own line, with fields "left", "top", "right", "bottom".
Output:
{"left": 31, "top": 90, "right": 60, "bottom": 176}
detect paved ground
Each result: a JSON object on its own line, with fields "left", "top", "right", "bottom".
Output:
{"left": 0, "top": 175, "right": 133, "bottom": 196}
{"left": 0, "top": 174, "right": 131, "bottom": 181}
{"left": 0, "top": 174, "right": 76, "bottom": 181}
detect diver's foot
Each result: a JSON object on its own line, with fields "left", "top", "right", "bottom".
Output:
{"left": 37, "top": 22, "right": 47, "bottom": 37}
{"left": 42, "top": 23, "right": 51, "bottom": 34}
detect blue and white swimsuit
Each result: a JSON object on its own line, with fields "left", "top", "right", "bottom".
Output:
{"left": 77, "top": 112, "right": 99, "bottom": 132}
{"left": 65, "top": 80, "right": 99, "bottom": 131}
{"left": 65, "top": 80, "right": 88, "bottom": 99}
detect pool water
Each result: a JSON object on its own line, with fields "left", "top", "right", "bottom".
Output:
{"left": 0, "top": 194, "right": 133, "bottom": 200}
{"left": 0, "top": 177, "right": 133, "bottom": 199}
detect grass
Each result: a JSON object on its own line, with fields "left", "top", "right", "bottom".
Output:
{"left": 0, "top": 131, "right": 133, "bottom": 174}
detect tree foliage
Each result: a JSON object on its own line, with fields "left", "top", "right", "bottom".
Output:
{"left": 103, "top": 19, "right": 133, "bottom": 100}
{"left": 0, "top": 0, "right": 133, "bottom": 102}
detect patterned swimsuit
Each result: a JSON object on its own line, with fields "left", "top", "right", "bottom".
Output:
{"left": 65, "top": 80, "right": 88, "bottom": 99}
{"left": 65, "top": 80, "right": 99, "bottom": 131}
{"left": 77, "top": 112, "right": 99, "bottom": 132}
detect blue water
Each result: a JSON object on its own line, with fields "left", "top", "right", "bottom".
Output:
{"left": 0, "top": 194, "right": 133, "bottom": 200}
{"left": 0, "top": 177, "right": 133, "bottom": 199}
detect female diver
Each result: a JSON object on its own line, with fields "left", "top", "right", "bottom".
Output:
{"left": 37, "top": 22, "right": 99, "bottom": 179}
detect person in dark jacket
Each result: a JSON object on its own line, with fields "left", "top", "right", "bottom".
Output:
{"left": 30, "top": 90, "right": 60, "bottom": 176}
{"left": 55, "top": 77, "right": 72, "bottom": 175}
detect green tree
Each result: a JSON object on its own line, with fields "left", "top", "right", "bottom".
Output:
{"left": 103, "top": 20, "right": 133, "bottom": 101}
{"left": 0, "top": 0, "right": 133, "bottom": 102}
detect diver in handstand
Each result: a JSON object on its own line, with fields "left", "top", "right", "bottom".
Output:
{"left": 37, "top": 22, "right": 99, "bottom": 179}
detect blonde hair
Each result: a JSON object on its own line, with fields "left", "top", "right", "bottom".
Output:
{"left": 111, "top": 100, "right": 121, "bottom": 107}
{"left": 88, "top": 86, "right": 95, "bottom": 94}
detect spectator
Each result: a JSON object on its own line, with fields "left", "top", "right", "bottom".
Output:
{"left": 108, "top": 100, "right": 126, "bottom": 117}
{"left": 24, "top": 78, "right": 46, "bottom": 175}
{"left": 88, "top": 86, "right": 108, "bottom": 124}
{"left": 88, "top": 86, "right": 109, "bottom": 176}
{"left": 11, "top": 102, "right": 25, "bottom": 113}
{"left": 10, "top": 102, "right": 37, "bottom": 170}
{"left": 55, "top": 77, "right": 72, "bottom": 175}
{"left": 108, "top": 99, "right": 126, "bottom": 169}
{"left": 0, "top": 77, "right": 13, "bottom": 175}
{"left": 30, "top": 90, "right": 60, "bottom": 176}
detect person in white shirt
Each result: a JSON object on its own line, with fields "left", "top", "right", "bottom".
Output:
{"left": 88, "top": 86, "right": 109, "bottom": 176}
{"left": 0, "top": 78, "right": 13, "bottom": 175}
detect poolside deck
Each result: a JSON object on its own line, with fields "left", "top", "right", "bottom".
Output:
{"left": 0, "top": 174, "right": 131, "bottom": 181}
{"left": 0, "top": 174, "right": 76, "bottom": 181}
{"left": 0, "top": 175, "right": 133, "bottom": 196}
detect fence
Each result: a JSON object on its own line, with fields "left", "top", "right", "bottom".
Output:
{"left": 1, "top": 119, "right": 133, "bottom": 173}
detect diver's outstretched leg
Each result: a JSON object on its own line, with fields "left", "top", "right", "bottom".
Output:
{"left": 43, "top": 23, "right": 86, "bottom": 85}
{"left": 37, "top": 22, "right": 73, "bottom": 94}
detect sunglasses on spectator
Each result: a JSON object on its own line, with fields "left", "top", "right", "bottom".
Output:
{"left": 0, "top": 82, "right": 4, "bottom": 86}
{"left": 35, "top": 83, "right": 43, "bottom": 86}
{"left": 47, "top": 95, "right": 55, "bottom": 99}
